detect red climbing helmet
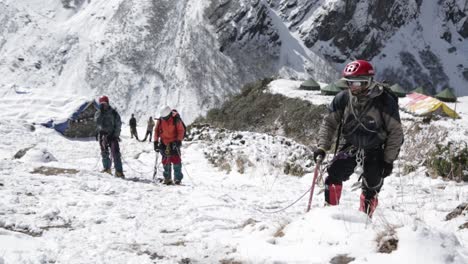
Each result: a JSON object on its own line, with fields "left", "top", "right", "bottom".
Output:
{"left": 342, "top": 60, "right": 375, "bottom": 77}
{"left": 98, "top": 95, "right": 109, "bottom": 104}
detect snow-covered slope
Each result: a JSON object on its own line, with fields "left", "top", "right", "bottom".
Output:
{"left": 0, "top": 97, "right": 467, "bottom": 263}
{"left": 0, "top": 0, "right": 338, "bottom": 123}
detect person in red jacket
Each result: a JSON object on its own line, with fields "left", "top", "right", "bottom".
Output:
{"left": 153, "top": 106, "right": 185, "bottom": 185}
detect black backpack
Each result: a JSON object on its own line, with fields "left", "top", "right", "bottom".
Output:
{"left": 172, "top": 109, "right": 187, "bottom": 138}
{"left": 379, "top": 82, "right": 399, "bottom": 104}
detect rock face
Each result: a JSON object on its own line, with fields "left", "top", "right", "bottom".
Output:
{"left": 270, "top": 0, "right": 468, "bottom": 96}
{"left": 0, "top": 0, "right": 336, "bottom": 123}
{"left": 0, "top": 0, "right": 466, "bottom": 123}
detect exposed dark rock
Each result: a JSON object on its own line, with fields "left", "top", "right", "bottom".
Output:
{"left": 441, "top": 30, "right": 452, "bottom": 43}
{"left": 446, "top": 203, "right": 468, "bottom": 221}
{"left": 419, "top": 48, "right": 449, "bottom": 94}
{"left": 330, "top": 254, "right": 355, "bottom": 264}
{"left": 463, "top": 69, "right": 468, "bottom": 81}
{"left": 13, "top": 146, "right": 35, "bottom": 159}
{"left": 459, "top": 18, "right": 468, "bottom": 38}
{"left": 31, "top": 166, "right": 79, "bottom": 176}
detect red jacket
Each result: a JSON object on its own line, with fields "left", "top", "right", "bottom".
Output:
{"left": 153, "top": 116, "right": 185, "bottom": 145}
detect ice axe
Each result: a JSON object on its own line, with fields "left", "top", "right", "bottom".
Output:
{"left": 152, "top": 152, "right": 159, "bottom": 182}
{"left": 306, "top": 157, "right": 323, "bottom": 212}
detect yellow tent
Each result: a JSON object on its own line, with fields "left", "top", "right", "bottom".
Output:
{"left": 403, "top": 93, "right": 459, "bottom": 118}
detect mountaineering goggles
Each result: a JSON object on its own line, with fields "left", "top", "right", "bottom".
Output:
{"left": 344, "top": 78, "right": 371, "bottom": 88}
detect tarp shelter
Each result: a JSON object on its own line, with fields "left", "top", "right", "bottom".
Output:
{"left": 42, "top": 101, "right": 99, "bottom": 138}
{"left": 390, "top": 83, "right": 407, "bottom": 97}
{"left": 321, "top": 79, "right": 347, "bottom": 96}
{"left": 299, "top": 79, "right": 320, "bottom": 90}
{"left": 435, "top": 88, "right": 457, "bottom": 102}
{"left": 411, "top": 86, "right": 430, "bottom": 95}
{"left": 403, "top": 93, "right": 459, "bottom": 118}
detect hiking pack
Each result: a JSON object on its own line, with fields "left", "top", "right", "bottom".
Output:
{"left": 171, "top": 109, "right": 187, "bottom": 139}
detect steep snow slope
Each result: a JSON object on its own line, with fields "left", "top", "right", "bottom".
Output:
{"left": 0, "top": 0, "right": 338, "bottom": 123}
{"left": 0, "top": 99, "right": 467, "bottom": 263}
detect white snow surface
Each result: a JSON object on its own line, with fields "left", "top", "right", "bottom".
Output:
{"left": 0, "top": 79, "right": 467, "bottom": 263}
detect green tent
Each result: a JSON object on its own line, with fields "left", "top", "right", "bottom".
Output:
{"left": 321, "top": 79, "right": 346, "bottom": 96}
{"left": 389, "top": 83, "right": 407, "bottom": 97}
{"left": 299, "top": 79, "right": 320, "bottom": 90}
{"left": 335, "top": 78, "right": 348, "bottom": 90}
{"left": 410, "top": 86, "right": 430, "bottom": 95}
{"left": 435, "top": 88, "right": 457, "bottom": 102}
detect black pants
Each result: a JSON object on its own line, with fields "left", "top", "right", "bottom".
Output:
{"left": 130, "top": 127, "right": 139, "bottom": 140}
{"left": 141, "top": 130, "right": 153, "bottom": 142}
{"left": 326, "top": 147, "right": 384, "bottom": 199}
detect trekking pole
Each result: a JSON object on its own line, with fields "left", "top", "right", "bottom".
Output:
{"left": 152, "top": 152, "right": 159, "bottom": 182}
{"left": 306, "top": 157, "right": 322, "bottom": 212}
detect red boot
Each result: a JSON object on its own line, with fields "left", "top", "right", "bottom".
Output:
{"left": 325, "top": 184, "right": 343, "bottom": 205}
{"left": 359, "top": 193, "right": 378, "bottom": 217}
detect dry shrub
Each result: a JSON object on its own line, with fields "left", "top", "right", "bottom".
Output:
{"left": 376, "top": 224, "right": 399, "bottom": 253}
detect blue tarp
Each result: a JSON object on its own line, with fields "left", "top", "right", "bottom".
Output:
{"left": 41, "top": 101, "right": 98, "bottom": 135}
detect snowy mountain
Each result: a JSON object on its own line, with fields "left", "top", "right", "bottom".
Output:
{"left": 270, "top": 0, "right": 468, "bottom": 96}
{"left": 0, "top": 0, "right": 337, "bottom": 123}
{"left": 1, "top": 1, "right": 466, "bottom": 123}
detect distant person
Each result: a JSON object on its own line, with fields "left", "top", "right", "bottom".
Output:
{"left": 141, "top": 116, "right": 155, "bottom": 142}
{"left": 153, "top": 106, "right": 185, "bottom": 185}
{"left": 94, "top": 95, "right": 124, "bottom": 178}
{"left": 129, "top": 113, "right": 139, "bottom": 140}
{"left": 314, "top": 60, "right": 404, "bottom": 217}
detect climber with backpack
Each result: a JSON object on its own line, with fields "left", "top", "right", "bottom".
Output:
{"left": 94, "top": 95, "right": 125, "bottom": 178}
{"left": 313, "top": 60, "right": 404, "bottom": 217}
{"left": 153, "top": 106, "right": 186, "bottom": 185}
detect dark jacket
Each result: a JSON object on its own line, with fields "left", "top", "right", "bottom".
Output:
{"left": 318, "top": 83, "right": 404, "bottom": 163}
{"left": 129, "top": 117, "right": 137, "bottom": 128}
{"left": 95, "top": 106, "right": 122, "bottom": 137}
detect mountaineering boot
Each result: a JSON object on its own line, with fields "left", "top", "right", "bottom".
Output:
{"left": 173, "top": 163, "right": 183, "bottom": 184}
{"left": 324, "top": 184, "right": 342, "bottom": 205}
{"left": 164, "top": 178, "right": 173, "bottom": 185}
{"left": 101, "top": 169, "right": 112, "bottom": 174}
{"left": 163, "top": 164, "right": 172, "bottom": 185}
{"left": 174, "top": 179, "right": 181, "bottom": 185}
{"left": 359, "top": 193, "right": 378, "bottom": 217}
{"left": 115, "top": 171, "right": 125, "bottom": 178}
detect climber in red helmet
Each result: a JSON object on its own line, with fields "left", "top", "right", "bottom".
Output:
{"left": 313, "top": 60, "right": 404, "bottom": 217}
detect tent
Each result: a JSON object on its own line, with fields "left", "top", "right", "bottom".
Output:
{"left": 42, "top": 101, "right": 99, "bottom": 138}
{"left": 403, "top": 93, "right": 459, "bottom": 118}
{"left": 321, "top": 79, "right": 346, "bottom": 96}
{"left": 435, "top": 88, "right": 457, "bottom": 102}
{"left": 299, "top": 79, "right": 320, "bottom": 90}
{"left": 410, "top": 86, "right": 430, "bottom": 95}
{"left": 389, "top": 83, "right": 407, "bottom": 97}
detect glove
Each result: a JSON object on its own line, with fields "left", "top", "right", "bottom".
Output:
{"left": 154, "top": 141, "right": 159, "bottom": 152}
{"left": 382, "top": 161, "right": 393, "bottom": 177}
{"left": 95, "top": 132, "right": 99, "bottom": 141}
{"left": 313, "top": 147, "right": 326, "bottom": 162}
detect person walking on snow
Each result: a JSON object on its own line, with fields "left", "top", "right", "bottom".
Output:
{"left": 95, "top": 95, "right": 125, "bottom": 178}
{"left": 129, "top": 113, "right": 139, "bottom": 140}
{"left": 313, "top": 60, "right": 404, "bottom": 217}
{"left": 153, "top": 106, "right": 185, "bottom": 185}
{"left": 141, "top": 116, "right": 155, "bottom": 142}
